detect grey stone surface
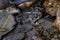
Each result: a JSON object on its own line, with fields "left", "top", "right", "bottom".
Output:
{"left": 0, "top": 10, "right": 15, "bottom": 39}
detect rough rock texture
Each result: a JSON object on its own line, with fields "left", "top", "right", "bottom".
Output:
{"left": 0, "top": 0, "right": 10, "bottom": 9}
{"left": 0, "top": 10, "right": 15, "bottom": 39}
{"left": 0, "top": 0, "right": 60, "bottom": 40}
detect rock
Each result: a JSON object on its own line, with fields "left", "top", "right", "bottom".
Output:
{"left": 0, "top": 0, "right": 10, "bottom": 9}
{"left": 0, "top": 10, "right": 15, "bottom": 39}
{"left": 3, "top": 33, "right": 25, "bottom": 40}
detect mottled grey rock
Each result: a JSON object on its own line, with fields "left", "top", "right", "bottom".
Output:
{"left": 25, "top": 27, "right": 36, "bottom": 40}
{"left": 0, "top": 10, "right": 15, "bottom": 39}
{"left": 3, "top": 33, "right": 25, "bottom": 40}
{"left": 39, "top": 19, "right": 53, "bottom": 30}
{"left": 0, "top": 0, "right": 10, "bottom": 9}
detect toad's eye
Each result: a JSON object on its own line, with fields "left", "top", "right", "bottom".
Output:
{"left": 14, "top": 0, "right": 35, "bottom": 9}
{"left": 18, "top": 1, "right": 34, "bottom": 9}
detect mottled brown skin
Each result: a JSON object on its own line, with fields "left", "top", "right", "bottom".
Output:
{"left": 53, "top": 7, "right": 60, "bottom": 31}
{"left": 44, "top": 0, "right": 60, "bottom": 16}
{"left": 44, "top": 0, "right": 60, "bottom": 31}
